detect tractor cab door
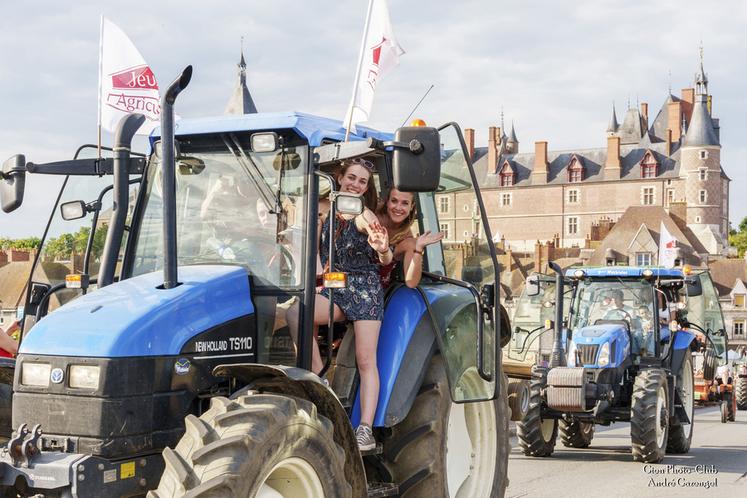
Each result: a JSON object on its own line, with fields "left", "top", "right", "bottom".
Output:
{"left": 686, "top": 271, "right": 728, "bottom": 368}
{"left": 507, "top": 273, "right": 560, "bottom": 364}
{"left": 415, "top": 123, "right": 500, "bottom": 402}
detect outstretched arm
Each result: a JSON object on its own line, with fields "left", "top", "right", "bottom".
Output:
{"left": 401, "top": 231, "right": 445, "bottom": 288}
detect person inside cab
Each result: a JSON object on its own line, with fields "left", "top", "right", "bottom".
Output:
{"left": 0, "top": 321, "right": 20, "bottom": 357}
{"left": 601, "top": 289, "right": 635, "bottom": 321}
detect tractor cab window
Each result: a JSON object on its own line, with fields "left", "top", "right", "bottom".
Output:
{"left": 132, "top": 134, "right": 308, "bottom": 290}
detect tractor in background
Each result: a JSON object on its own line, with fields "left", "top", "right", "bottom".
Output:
{"left": 0, "top": 66, "right": 510, "bottom": 497}
{"left": 516, "top": 264, "right": 727, "bottom": 463}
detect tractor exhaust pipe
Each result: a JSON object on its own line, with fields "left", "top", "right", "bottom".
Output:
{"left": 160, "top": 66, "right": 192, "bottom": 290}
{"left": 548, "top": 261, "right": 566, "bottom": 368}
{"left": 98, "top": 113, "right": 146, "bottom": 288}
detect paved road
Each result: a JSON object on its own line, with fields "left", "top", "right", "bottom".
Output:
{"left": 506, "top": 406, "right": 747, "bottom": 498}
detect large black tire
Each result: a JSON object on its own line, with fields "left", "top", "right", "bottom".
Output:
{"left": 721, "top": 400, "right": 728, "bottom": 423}
{"left": 667, "top": 349, "right": 694, "bottom": 454}
{"left": 736, "top": 374, "right": 747, "bottom": 410}
{"left": 559, "top": 419, "right": 594, "bottom": 448}
{"left": 517, "top": 368, "right": 558, "bottom": 457}
{"left": 380, "top": 355, "right": 509, "bottom": 498}
{"left": 726, "top": 392, "right": 736, "bottom": 422}
{"left": 148, "top": 393, "right": 351, "bottom": 498}
{"left": 630, "top": 369, "right": 669, "bottom": 463}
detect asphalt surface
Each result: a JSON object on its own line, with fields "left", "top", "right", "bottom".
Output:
{"left": 506, "top": 405, "right": 747, "bottom": 498}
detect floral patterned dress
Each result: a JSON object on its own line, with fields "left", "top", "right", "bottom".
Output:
{"left": 320, "top": 216, "right": 384, "bottom": 321}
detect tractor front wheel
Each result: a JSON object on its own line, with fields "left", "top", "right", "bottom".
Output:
{"left": 559, "top": 419, "right": 594, "bottom": 448}
{"left": 148, "top": 393, "right": 351, "bottom": 498}
{"left": 517, "top": 367, "right": 558, "bottom": 457}
{"left": 380, "top": 355, "right": 509, "bottom": 498}
{"left": 736, "top": 375, "right": 747, "bottom": 410}
{"left": 667, "top": 349, "right": 694, "bottom": 454}
{"left": 630, "top": 369, "right": 669, "bottom": 463}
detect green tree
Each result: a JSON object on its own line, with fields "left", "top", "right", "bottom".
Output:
{"left": 730, "top": 216, "right": 747, "bottom": 257}
{"left": 45, "top": 233, "right": 75, "bottom": 260}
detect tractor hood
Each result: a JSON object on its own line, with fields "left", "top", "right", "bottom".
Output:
{"left": 572, "top": 323, "right": 627, "bottom": 345}
{"left": 19, "top": 266, "right": 253, "bottom": 357}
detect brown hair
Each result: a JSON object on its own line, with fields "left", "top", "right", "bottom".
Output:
{"left": 337, "top": 159, "right": 378, "bottom": 211}
{"left": 377, "top": 188, "right": 417, "bottom": 246}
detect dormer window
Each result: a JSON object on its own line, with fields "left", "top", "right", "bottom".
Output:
{"left": 567, "top": 156, "right": 584, "bottom": 183}
{"left": 499, "top": 160, "right": 516, "bottom": 187}
{"left": 640, "top": 151, "right": 658, "bottom": 179}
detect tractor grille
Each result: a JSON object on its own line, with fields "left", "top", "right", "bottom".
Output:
{"left": 577, "top": 344, "right": 599, "bottom": 365}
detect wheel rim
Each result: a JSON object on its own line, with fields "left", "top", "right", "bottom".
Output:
{"left": 256, "top": 457, "right": 325, "bottom": 498}
{"left": 656, "top": 386, "right": 667, "bottom": 448}
{"left": 520, "top": 384, "right": 530, "bottom": 415}
{"left": 540, "top": 418, "right": 555, "bottom": 441}
{"left": 679, "top": 357, "right": 694, "bottom": 439}
{"left": 445, "top": 394, "right": 498, "bottom": 497}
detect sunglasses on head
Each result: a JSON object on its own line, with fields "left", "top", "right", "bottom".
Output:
{"left": 344, "top": 157, "right": 375, "bottom": 170}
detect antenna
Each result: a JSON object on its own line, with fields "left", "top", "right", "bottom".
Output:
{"left": 400, "top": 84, "right": 434, "bottom": 126}
{"left": 668, "top": 69, "right": 672, "bottom": 94}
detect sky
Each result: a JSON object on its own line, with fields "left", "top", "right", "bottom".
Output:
{"left": 2, "top": 0, "right": 747, "bottom": 238}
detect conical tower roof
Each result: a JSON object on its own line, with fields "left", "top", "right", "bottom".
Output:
{"left": 225, "top": 48, "right": 258, "bottom": 115}
{"left": 606, "top": 104, "right": 619, "bottom": 133}
{"left": 508, "top": 122, "right": 518, "bottom": 143}
{"left": 682, "top": 95, "right": 718, "bottom": 147}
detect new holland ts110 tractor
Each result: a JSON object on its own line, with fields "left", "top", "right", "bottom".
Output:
{"left": 515, "top": 263, "right": 727, "bottom": 463}
{"left": 0, "top": 67, "right": 510, "bottom": 497}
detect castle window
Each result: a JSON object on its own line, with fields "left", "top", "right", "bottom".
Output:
{"left": 463, "top": 204, "right": 469, "bottom": 212}
{"left": 439, "top": 223, "right": 451, "bottom": 240}
{"left": 734, "top": 294, "right": 745, "bottom": 308}
{"left": 640, "top": 151, "right": 658, "bottom": 179}
{"left": 636, "top": 252, "right": 652, "bottom": 266}
{"left": 499, "top": 160, "right": 515, "bottom": 187}
{"left": 700, "top": 150, "right": 708, "bottom": 160}
{"left": 501, "top": 193, "right": 512, "bottom": 207}
{"left": 567, "top": 189, "right": 579, "bottom": 204}
{"left": 695, "top": 216, "right": 701, "bottom": 223}
{"left": 666, "top": 189, "right": 675, "bottom": 206}
{"left": 567, "top": 216, "right": 578, "bottom": 235}
{"left": 699, "top": 190, "right": 707, "bottom": 204}
{"left": 439, "top": 197, "right": 450, "bottom": 214}
{"left": 641, "top": 187, "right": 655, "bottom": 205}
{"left": 698, "top": 168, "right": 707, "bottom": 181}
{"left": 734, "top": 321, "right": 744, "bottom": 336}
{"left": 567, "top": 156, "right": 584, "bottom": 183}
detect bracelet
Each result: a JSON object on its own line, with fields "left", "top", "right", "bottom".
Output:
{"left": 378, "top": 248, "right": 391, "bottom": 256}
{"left": 413, "top": 248, "right": 423, "bottom": 255}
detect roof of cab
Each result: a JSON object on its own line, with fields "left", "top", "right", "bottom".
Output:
{"left": 565, "top": 266, "right": 686, "bottom": 278}
{"left": 151, "top": 111, "right": 393, "bottom": 147}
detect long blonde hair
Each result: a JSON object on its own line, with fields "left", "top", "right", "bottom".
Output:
{"left": 377, "top": 188, "right": 417, "bottom": 246}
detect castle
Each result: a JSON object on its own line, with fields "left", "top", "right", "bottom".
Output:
{"left": 436, "top": 57, "right": 729, "bottom": 265}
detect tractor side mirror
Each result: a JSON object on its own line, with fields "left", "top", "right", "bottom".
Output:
{"left": 0, "top": 154, "right": 26, "bottom": 213}
{"left": 392, "top": 126, "right": 441, "bottom": 192}
{"left": 60, "top": 200, "right": 87, "bottom": 221}
{"left": 525, "top": 274, "right": 540, "bottom": 297}
{"left": 686, "top": 276, "right": 703, "bottom": 297}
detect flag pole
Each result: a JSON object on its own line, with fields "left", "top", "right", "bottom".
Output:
{"left": 97, "top": 15, "right": 104, "bottom": 160}
{"left": 344, "top": 0, "right": 375, "bottom": 142}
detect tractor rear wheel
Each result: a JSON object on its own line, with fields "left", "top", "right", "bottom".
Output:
{"left": 507, "top": 380, "right": 530, "bottom": 421}
{"left": 559, "top": 419, "right": 594, "bottom": 448}
{"left": 667, "top": 349, "right": 694, "bottom": 454}
{"left": 630, "top": 369, "right": 669, "bottom": 463}
{"left": 148, "top": 393, "right": 351, "bottom": 498}
{"left": 721, "top": 400, "right": 728, "bottom": 423}
{"left": 517, "top": 367, "right": 558, "bottom": 457}
{"left": 736, "top": 375, "right": 747, "bottom": 410}
{"left": 726, "top": 391, "right": 736, "bottom": 422}
{"left": 380, "top": 355, "right": 509, "bottom": 498}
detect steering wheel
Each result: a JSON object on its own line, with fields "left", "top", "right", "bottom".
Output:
{"left": 228, "top": 239, "right": 296, "bottom": 283}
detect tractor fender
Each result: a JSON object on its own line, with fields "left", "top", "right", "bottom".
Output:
{"left": 670, "top": 330, "right": 697, "bottom": 375}
{"left": 353, "top": 284, "right": 476, "bottom": 428}
{"left": 212, "top": 363, "right": 367, "bottom": 497}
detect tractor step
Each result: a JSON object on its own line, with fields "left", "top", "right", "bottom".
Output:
{"left": 367, "top": 482, "right": 399, "bottom": 497}
{"left": 360, "top": 442, "right": 383, "bottom": 456}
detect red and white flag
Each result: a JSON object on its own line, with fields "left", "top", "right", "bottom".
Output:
{"left": 658, "top": 221, "right": 679, "bottom": 267}
{"left": 98, "top": 16, "right": 160, "bottom": 135}
{"left": 344, "top": 0, "right": 405, "bottom": 136}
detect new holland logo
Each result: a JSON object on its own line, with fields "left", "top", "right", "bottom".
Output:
{"left": 50, "top": 368, "right": 64, "bottom": 384}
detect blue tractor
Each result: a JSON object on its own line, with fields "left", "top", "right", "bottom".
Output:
{"left": 0, "top": 67, "right": 510, "bottom": 497}
{"left": 515, "top": 263, "right": 727, "bottom": 463}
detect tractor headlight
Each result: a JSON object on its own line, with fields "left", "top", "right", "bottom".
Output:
{"left": 21, "top": 362, "right": 51, "bottom": 387}
{"left": 597, "top": 342, "right": 611, "bottom": 367}
{"left": 69, "top": 365, "right": 101, "bottom": 389}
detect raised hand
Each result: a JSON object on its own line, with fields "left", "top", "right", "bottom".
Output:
{"left": 415, "top": 231, "right": 445, "bottom": 252}
{"left": 366, "top": 221, "right": 390, "bottom": 254}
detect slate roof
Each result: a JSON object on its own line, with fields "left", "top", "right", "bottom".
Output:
{"left": 709, "top": 259, "right": 747, "bottom": 297}
{"left": 682, "top": 95, "right": 719, "bottom": 147}
{"left": 225, "top": 50, "right": 258, "bottom": 115}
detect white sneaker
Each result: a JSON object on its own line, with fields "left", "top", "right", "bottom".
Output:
{"left": 355, "top": 424, "right": 376, "bottom": 451}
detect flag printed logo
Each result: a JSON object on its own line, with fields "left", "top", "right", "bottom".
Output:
{"left": 99, "top": 17, "right": 161, "bottom": 135}
{"left": 664, "top": 239, "right": 677, "bottom": 249}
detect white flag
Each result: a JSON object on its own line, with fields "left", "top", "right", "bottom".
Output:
{"left": 344, "top": 0, "right": 405, "bottom": 135}
{"left": 658, "top": 221, "right": 679, "bottom": 267}
{"left": 98, "top": 17, "right": 160, "bottom": 135}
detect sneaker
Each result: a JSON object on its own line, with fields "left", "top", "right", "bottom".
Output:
{"left": 355, "top": 424, "right": 376, "bottom": 452}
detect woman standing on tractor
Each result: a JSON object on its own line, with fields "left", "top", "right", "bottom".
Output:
{"left": 376, "top": 187, "right": 444, "bottom": 289}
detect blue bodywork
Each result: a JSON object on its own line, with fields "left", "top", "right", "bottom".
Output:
{"left": 565, "top": 266, "right": 685, "bottom": 279}
{"left": 20, "top": 266, "right": 252, "bottom": 357}
{"left": 153, "top": 111, "right": 393, "bottom": 146}
{"left": 568, "top": 323, "right": 631, "bottom": 368}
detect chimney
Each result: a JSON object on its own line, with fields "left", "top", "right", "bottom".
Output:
{"left": 665, "top": 129, "right": 672, "bottom": 156}
{"left": 667, "top": 101, "right": 682, "bottom": 142}
{"left": 532, "top": 141, "right": 549, "bottom": 184}
{"left": 680, "top": 88, "right": 695, "bottom": 122}
{"left": 488, "top": 126, "right": 498, "bottom": 174}
{"left": 534, "top": 241, "right": 542, "bottom": 272}
{"left": 640, "top": 102, "right": 648, "bottom": 129}
{"left": 604, "top": 136, "right": 621, "bottom": 179}
{"left": 464, "top": 128, "right": 475, "bottom": 161}
{"left": 506, "top": 247, "right": 513, "bottom": 272}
